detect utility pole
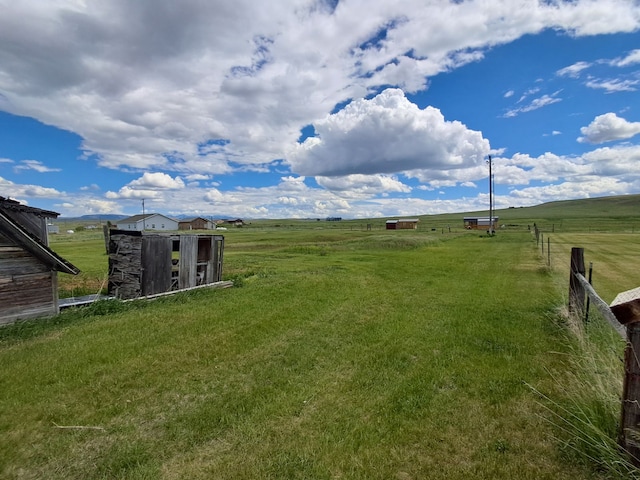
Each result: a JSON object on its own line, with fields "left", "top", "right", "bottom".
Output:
{"left": 487, "top": 155, "right": 494, "bottom": 235}
{"left": 142, "top": 198, "right": 145, "bottom": 231}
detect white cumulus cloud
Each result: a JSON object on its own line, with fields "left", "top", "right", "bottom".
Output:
{"left": 578, "top": 113, "right": 640, "bottom": 144}
{"left": 289, "top": 88, "right": 490, "bottom": 177}
{"left": 128, "top": 172, "right": 185, "bottom": 189}
{"left": 316, "top": 174, "right": 412, "bottom": 197}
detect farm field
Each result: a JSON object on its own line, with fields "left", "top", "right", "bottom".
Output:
{"left": 543, "top": 232, "right": 640, "bottom": 304}
{"left": 1, "top": 196, "right": 640, "bottom": 479}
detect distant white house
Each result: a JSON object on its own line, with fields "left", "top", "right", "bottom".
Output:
{"left": 116, "top": 213, "right": 179, "bottom": 232}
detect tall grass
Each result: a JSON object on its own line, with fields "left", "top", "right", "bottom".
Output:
{"left": 529, "top": 231, "right": 640, "bottom": 479}
{"left": 530, "top": 309, "right": 637, "bottom": 478}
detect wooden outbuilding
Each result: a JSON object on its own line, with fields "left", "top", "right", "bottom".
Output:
{"left": 225, "top": 218, "right": 245, "bottom": 227}
{"left": 178, "top": 217, "right": 213, "bottom": 230}
{"left": 463, "top": 216, "right": 499, "bottom": 230}
{"left": 0, "top": 197, "right": 79, "bottom": 325}
{"left": 108, "top": 230, "right": 224, "bottom": 299}
{"left": 386, "top": 218, "right": 419, "bottom": 230}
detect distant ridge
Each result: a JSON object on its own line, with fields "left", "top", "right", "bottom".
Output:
{"left": 497, "top": 193, "right": 640, "bottom": 218}
{"left": 57, "top": 214, "right": 126, "bottom": 221}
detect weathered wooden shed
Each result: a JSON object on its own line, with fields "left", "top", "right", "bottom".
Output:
{"left": 463, "top": 216, "right": 499, "bottom": 230}
{"left": 386, "top": 218, "right": 419, "bottom": 230}
{"left": 108, "top": 230, "right": 224, "bottom": 299}
{"left": 0, "top": 197, "right": 79, "bottom": 325}
{"left": 178, "top": 217, "right": 213, "bottom": 230}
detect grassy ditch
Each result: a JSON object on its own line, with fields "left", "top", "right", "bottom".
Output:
{"left": 0, "top": 228, "right": 631, "bottom": 478}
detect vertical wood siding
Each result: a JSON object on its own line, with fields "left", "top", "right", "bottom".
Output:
{"left": 0, "top": 240, "right": 56, "bottom": 324}
{"left": 141, "top": 236, "right": 172, "bottom": 296}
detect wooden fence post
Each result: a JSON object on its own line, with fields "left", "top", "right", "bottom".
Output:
{"left": 547, "top": 237, "right": 550, "bottom": 266}
{"left": 103, "top": 224, "right": 110, "bottom": 255}
{"left": 584, "top": 262, "right": 593, "bottom": 323}
{"left": 611, "top": 288, "right": 640, "bottom": 466}
{"left": 620, "top": 323, "right": 640, "bottom": 465}
{"left": 568, "top": 247, "right": 585, "bottom": 316}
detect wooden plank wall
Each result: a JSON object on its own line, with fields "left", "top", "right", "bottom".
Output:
{"left": 141, "top": 236, "right": 172, "bottom": 296}
{"left": 212, "top": 236, "right": 224, "bottom": 282}
{"left": 0, "top": 234, "right": 56, "bottom": 324}
{"left": 179, "top": 235, "right": 198, "bottom": 289}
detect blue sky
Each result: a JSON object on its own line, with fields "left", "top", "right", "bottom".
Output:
{"left": 1, "top": 1, "right": 640, "bottom": 219}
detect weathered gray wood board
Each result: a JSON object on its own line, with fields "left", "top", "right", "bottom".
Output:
{"left": 142, "top": 236, "right": 172, "bottom": 296}
{"left": 0, "top": 235, "right": 58, "bottom": 324}
{"left": 179, "top": 234, "right": 198, "bottom": 290}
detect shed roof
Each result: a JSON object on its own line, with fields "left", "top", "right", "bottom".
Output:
{"left": 118, "top": 213, "right": 153, "bottom": 223}
{"left": 0, "top": 196, "right": 60, "bottom": 218}
{"left": 0, "top": 210, "right": 79, "bottom": 275}
{"left": 118, "top": 213, "right": 178, "bottom": 223}
{"left": 178, "top": 217, "right": 209, "bottom": 223}
{"left": 386, "top": 218, "right": 419, "bottom": 223}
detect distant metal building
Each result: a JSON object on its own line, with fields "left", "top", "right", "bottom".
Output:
{"left": 108, "top": 231, "right": 224, "bottom": 299}
{"left": 386, "top": 218, "right": 420, "bottom": 230}
{"left": 0, "top": 197, "right": 79, "bottom": 324}
{"left": 463, "top": 216, "right": 499, "bottom": 230}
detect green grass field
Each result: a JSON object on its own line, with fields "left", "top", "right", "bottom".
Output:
{"left": 1, "top": 195, "right": 640, "bottom": 479}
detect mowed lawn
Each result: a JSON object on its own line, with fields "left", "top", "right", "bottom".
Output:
{"left": 0, "top": 230, "right": 607, "bottom": 479}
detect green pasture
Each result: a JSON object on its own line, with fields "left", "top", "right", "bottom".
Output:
{"left": 49, "top": 229, "right": 109, "bottom": 297}
{"left": 1, "top": 195, "right": 639, "bottom": 479}
{"left": 542, "top": 232, "right": 640, "bottom": 304}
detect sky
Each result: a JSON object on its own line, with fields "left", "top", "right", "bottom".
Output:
{"left": 1, "top": 0, "right": 640, "bottom": 220}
